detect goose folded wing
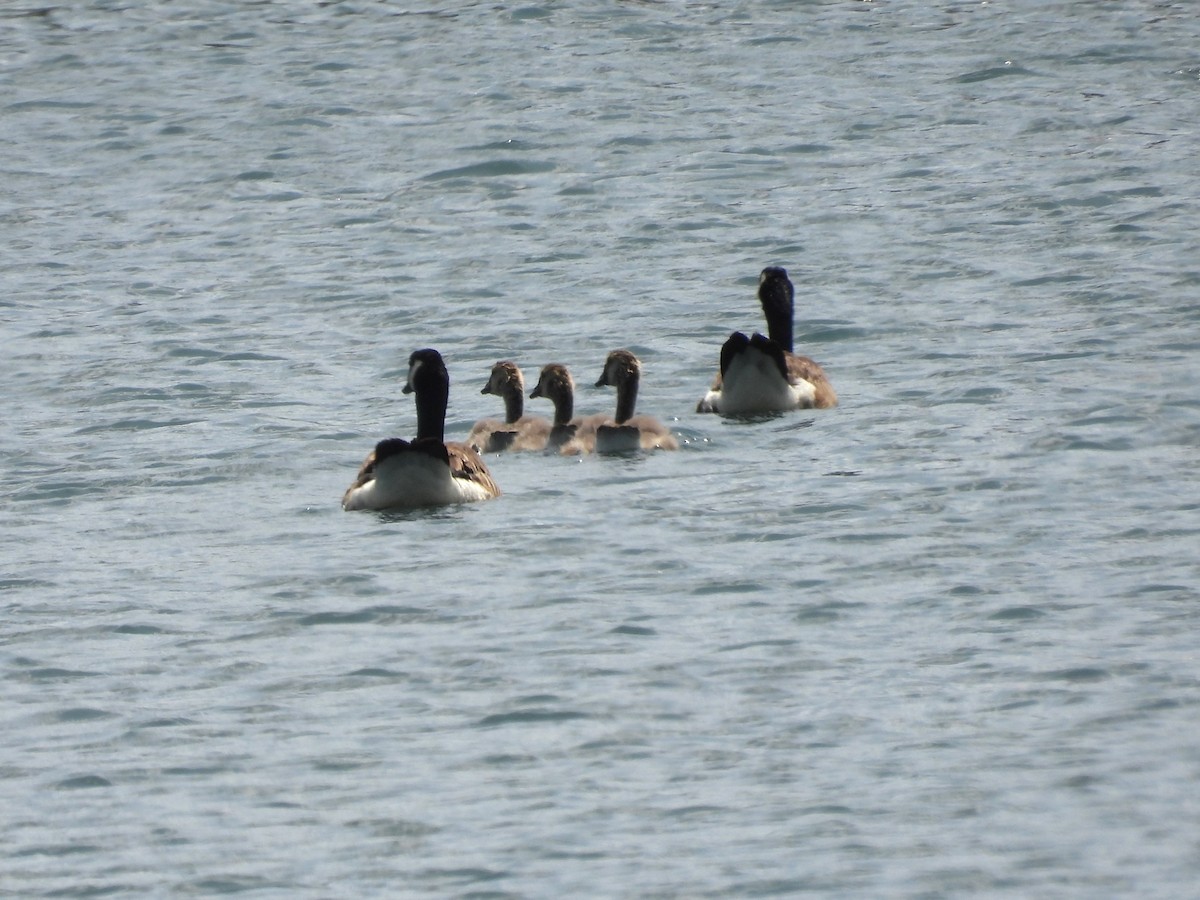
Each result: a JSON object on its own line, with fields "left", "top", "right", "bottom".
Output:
{"left": 786, "top": 353, "right": 827, "bottom": 386}
{"left": 444, "top": 441, "right": 502, "bottom": 495}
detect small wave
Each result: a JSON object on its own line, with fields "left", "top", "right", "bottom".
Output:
{"left": 476, "top": 709, "right": 590, "bottom": 728}
{"left": 421, "top": 159, "right": 556, "bottom": 180}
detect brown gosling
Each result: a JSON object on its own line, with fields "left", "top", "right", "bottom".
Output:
{"left": 594, "top": 349, "right": 679, "bottom": 453}
{"left": 467, "top": 361, "right": 553, "bottom": 453}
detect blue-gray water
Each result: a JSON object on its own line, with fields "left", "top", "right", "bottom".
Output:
{"left": 3, "top": 2, "right": 1199, "bottom": 897}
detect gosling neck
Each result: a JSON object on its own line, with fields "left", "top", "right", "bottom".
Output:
{"left": 502, "top": 387, "right": 524, "bottom": 424}
{"left": 613, "top": 376, "right": 638, "bottom": 425}
{"left": 552, "top": 388, "right": 574, "bottom": 426}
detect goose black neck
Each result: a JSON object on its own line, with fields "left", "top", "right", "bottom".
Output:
{"left": 413, "top": 371, "right": 449, "bottom": 443}
{"left": 759, "top": 272, "right": 795, "bottom": 353}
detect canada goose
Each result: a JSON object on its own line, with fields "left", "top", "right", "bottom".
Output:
{"left": 594, "top": 349, "right": 679, "bottom": 453}
{"left": 697, "top": 266, "right": 837, "bottom": 415}
{"left": 528, "top": 363, "right": 605, "bottom": 455}
{"left": 466, "top": 361, "right": 552, "bottom": 453}
{"left": 342, "top": 349, "right": 501, "bottom": 510}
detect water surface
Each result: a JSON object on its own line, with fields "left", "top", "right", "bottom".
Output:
{"left": 3, "top": 2, "right": 1199, "bottom": 897}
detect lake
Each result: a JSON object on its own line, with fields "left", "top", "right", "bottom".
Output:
{"left": 3, "top": 1, "right": 1199, "bottom": 896}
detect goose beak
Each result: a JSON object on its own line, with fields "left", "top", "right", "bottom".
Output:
{"left": 480, "top": 385, "right": 492, "bottom": 395}
{"left": 402, "top": 382, "right": 414, "bottom": 395}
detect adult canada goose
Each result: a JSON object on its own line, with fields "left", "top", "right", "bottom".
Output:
{"left": 527, "top": 363, "right": 605, "bottom": 455}
{"left": 466, "top": 361, "right": 552, "bottom": 453}
{"left": 697, "top": 266, "right": 838, "bottom": 415}
{"left": 594, "top": 349, "right": 679, "bottom": 453}
{"left": 342, "top": 348, "right": 501, "bottom": 510}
